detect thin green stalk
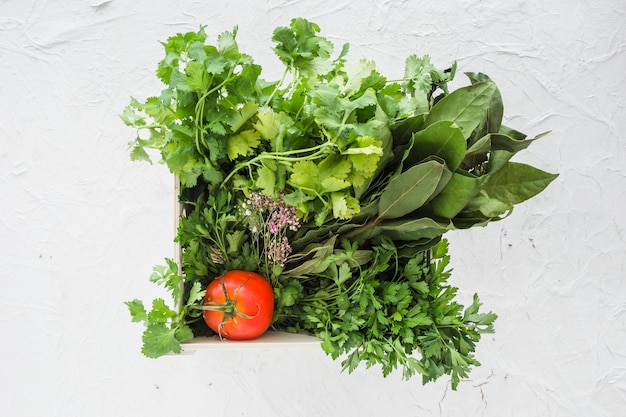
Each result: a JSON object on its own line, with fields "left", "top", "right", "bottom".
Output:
{"left": 263, "top": 65, "right": 292, "bottom": 107}
{"left": 221, "top": 142, "right": 335, "bottom": 185}
{"left": 194, "top": 67, "right": 236, "bottom": 156}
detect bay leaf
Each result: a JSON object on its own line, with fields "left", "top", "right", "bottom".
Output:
{"left": 462, "top": 133, "right": 491, "bottom": 169}
{"left": 403, "top": 120, "right": 466, "bottom": 171}
{"left": 350, "top": 217, "right": 451, "bottom": 243}
{"left": 465, "top": 72, "right": 503, "bottom": 137}
{"left": 490, "top": 131, "right": 550, "bottom": 153}
{"left": 377, "top": 160, "right": 446, "bottom": 220}
{"left": 430, "top": 172, "right": 482, "bottom": 218}
{"left": 467, "top": 161, "right": 558, "bottom": 217}
{"left": 425, "top": 81, "right": 498, "bottom": 139}
{"left": 390, "top": 113, "right": 426, "bottom": 147}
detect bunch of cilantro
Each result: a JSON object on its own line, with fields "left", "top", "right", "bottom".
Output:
{"left": 123, "top": 18, "right": 557, "bottom": 389}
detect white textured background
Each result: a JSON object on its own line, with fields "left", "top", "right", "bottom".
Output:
{"left": 1, "top": 0, "right": 624, "bottom": 416}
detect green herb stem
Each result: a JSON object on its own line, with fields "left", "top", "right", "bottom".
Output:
{"left": 263, "top": 65, "right": 292, "bottom": 107}
{"left": 221, "top": 142, "right": 335, "bottom": 185}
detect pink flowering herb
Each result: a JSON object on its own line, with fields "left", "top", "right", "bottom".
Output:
{"left": 242, "top": 191, "right": 300, "bottom": 270}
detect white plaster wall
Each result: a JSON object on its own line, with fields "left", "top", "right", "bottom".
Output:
{"left": 1, "top": 0, "right": 624, "bottom": 415}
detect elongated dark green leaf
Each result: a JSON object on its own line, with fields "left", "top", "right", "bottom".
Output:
{"left": 487, "top": 149, "right": 514, "bottom": 173}
{"left": 377, "top": 217, "right": 451, "bottom": 241}
{"left": 396, "top": 237, "right": 442, "bottom": 258}
{"left": 462, "top": 134, "right": 491, "bottom": 169}
{"left": 377, "top": 160, "right": 446, "bottom": 220}
{"left": 430, "top": 172, "right": 482, "bottom": 218}
{"left": 285, "top": 236, "right": 337, "bottom": 275}
{"left": 390, "top": 114, "right": 425, "bottom": 147}
{"left": 425, "top": 82, "right": 497, "bottom": 139}
{"left": 490, "top": 131, "right": 550, "bottom": 153}
{"left": 465, "top": 72, "right": 503, "bottom": 137}
{"left": 428, "top": 157, "right": 454, "bottom": 199}
{"left": 350, "top": 217, "right": 451, "bottom": 243}
{"left": 485, "top": 162, "right": 558, "bottom": 204}
{"left": 403, "top": 120, "right": 466, "bottom": 171}
{"left": 452, "top": 211, "right": 495, "bottom": 229}
{"left": 468, "top": 162, "right": 558, "bottom": 216}
{"left": 499, "top": 124, "right": 527, "bottom": 140}
{"left": 465, "top": 194, "right": 513, "bottom": 218}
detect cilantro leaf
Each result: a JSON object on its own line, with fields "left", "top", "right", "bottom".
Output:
{"left": 185, "top": 61, "right": 211, "bottom": 91}
{"left": 125, "top": 299, "right": 148, "bottom": 323}
{"left": 253, "top": 109, "right": 292, "bottom": 142}
{"left": 272, "top": 18, "right": 334, "bottom": 79}
{"left": 149, "top": 259, "right": 183, "bottom": 304}
{"left": 227, "top": 129, "right": 262, "bottom": 160}
{"left": 255, "top": 165, "right": 276, "bottom": 195}
{"left": 147, "top": 298, "right": 178, "bottom": 324}
{"left": 330, "top": 192, "right": 360, "bottom": 219}
{"left": 186, "top": 281, "right": 206, "bottom": 307}
{"left": 227, "top": 101, "right": 259, "bottom": 133}
{"left": 142, "top": 323, "right": 182, "bottom": 358}
{"left": 403, "top": 54, "right": 455, "bottom": 112}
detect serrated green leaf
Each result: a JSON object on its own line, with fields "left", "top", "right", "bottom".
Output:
{"left": 148, "top": 298, "right": 178, "bottom": 323}
{"left": 125, "top": 299, "right": 148, "bottom": 323}
{"left": 255, "top": 165, "right": 276, "bottom": 196}
{"left": 175, "top": 325, "right": 195, "bottom": 342}
{"left": 331, "top": 191, "right": 360, "bottom": 220}
{"left": 162, "top": 144, "right": 196, "bottom": 175}
{"left": 232, "top": 63, "right": 262, "bottom": 97}
{"left": 185, "top": 61, "right": 210, "bottom": 91}
{"left": 217, "top": 28, "right": 239, "bottom": 58}
{"left": 253, "top": 109, "right": 289, "bottom": 141}
{"left": 321, "top": 177, "right": 350, "bottom": 193}
{"left": 227, "top": 129, "right": 261, "bottom": 160}
{"left": 129, "top": 142, "right": 152, "bottom": 163}
{"left": 149, "top": 259, "right": 183, "bottom": 303}
{"left": 404, "top": 54, "right": 452, "bottom": 111}
{"left": 276, "top": 282, "right": 302, "bottom": 308}
{"left": 463, "top": 294, "right": 498, "bottom": 328}
{"left": 318, "top": 154, "right": 352, "bottom": 181}
{"left": 142, "top": 323, "right": 181, "bottom": 358}
{"left": 120, "top": 104, "right": 145, "bottom": 127}
{"left": 342, "top": 59, "right": 382, "bottom": 94}
{"left": 289, "top": 160, "right": 319, "bottom": 192}
{"left": 272, "top": 18, "right": 334, "bottom": 79}
{"left": 227, "top": 101, "right": 259, "bottom": 133}
{"left": 186, "top": 281, "right": 206, "bottom": 306}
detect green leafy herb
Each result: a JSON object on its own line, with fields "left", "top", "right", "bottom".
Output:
{"left": 125, "top": 260, "right": 205, "bottom": 358}
{"left": 123, "top": 18, "right": 557, "bottom": 389}
{"left": 274, "top": 239, "right": 496, "bottom": 389}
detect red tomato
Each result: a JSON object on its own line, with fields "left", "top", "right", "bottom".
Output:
{"left": 202, "top": 270, "right": 274, "bottom": 340}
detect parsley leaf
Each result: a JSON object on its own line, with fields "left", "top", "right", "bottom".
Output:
{"left": 274, "top": 238, "right": 496, "bottom": 390}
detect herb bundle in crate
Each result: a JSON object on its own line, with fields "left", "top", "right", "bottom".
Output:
{"left": 123, "top": 18, "right": 557, "bottom": 389}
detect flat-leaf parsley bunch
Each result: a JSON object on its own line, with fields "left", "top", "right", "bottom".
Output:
{"left": 123, "top": 18, "right": 557, "bottom": 389}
